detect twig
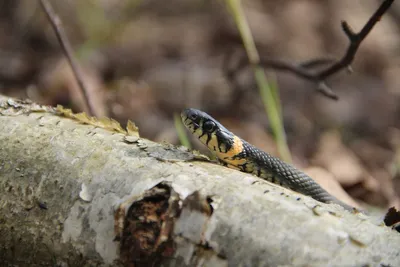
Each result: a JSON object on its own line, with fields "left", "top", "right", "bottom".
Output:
{"left": 39, "top": 0, "right": 95, "bottom": 115}
{"left": 224, "top": 0, "right": 394, "bottom": 100}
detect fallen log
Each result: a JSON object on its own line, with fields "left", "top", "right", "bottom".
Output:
{"left": 0, "top": 95, "right": 399, "bottom": 267}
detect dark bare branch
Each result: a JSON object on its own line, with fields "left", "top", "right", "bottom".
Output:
{"left": 224, "top": 0, "right": 394, "bottom": 100}
{"left": 298, "top": 58, "right": 336, "bottom": 69}
{"left": 39, "top": 0, "right": 96, "bottom": 115}
{"left": 317, "top": 0, "right": 394, "bottom": 80}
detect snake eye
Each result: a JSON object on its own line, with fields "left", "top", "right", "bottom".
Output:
{"left": 189, "top": 113, "right": 197, "bottom": 121}
{"left": 203, "top": 121, "right": 216, "bottom": 132}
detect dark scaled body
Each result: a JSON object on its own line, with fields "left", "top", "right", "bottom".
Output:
{"left": 239, "top": 140, "right": 354, "bottom": 210}
{"left": 181, "top": 108, "right": 355, "bottom": 211}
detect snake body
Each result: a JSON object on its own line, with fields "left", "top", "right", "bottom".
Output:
{"left": 181, "top": 108, "right": 354, "bottom": 211}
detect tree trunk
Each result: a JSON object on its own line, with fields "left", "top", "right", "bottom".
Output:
{"left": 0, "top": 95, "right": 399, "bottom": 267}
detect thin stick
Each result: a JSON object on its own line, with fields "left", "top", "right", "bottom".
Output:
{"left": 39, "top": 0, "right": 95, "bottom": 115}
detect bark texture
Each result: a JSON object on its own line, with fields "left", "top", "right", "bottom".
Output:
{"left": 0, "top": 95, "right": 399, "bottom": 267}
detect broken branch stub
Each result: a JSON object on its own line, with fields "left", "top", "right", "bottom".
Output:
{"left": 115, "top": 183, "right": 223, "bottom": 266}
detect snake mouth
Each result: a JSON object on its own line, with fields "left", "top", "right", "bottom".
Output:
{"left": 180, "top": 110, "right": 200, "bottom": 131}
{"left": 184, "top": 121, "right": 199, "bottom": 132}
{"left": 180, "top": 111, "right": 191, "bottom": 126}
{"left": 180, "top": 111, "right": 188, "bottom": 121}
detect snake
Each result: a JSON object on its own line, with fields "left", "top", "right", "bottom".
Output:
{"left": 181, "top": 108, "right": 355, "bottom": 211}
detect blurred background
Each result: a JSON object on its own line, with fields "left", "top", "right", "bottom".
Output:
{"left": 0, "top": 0, "right": 399, "bottom": 209}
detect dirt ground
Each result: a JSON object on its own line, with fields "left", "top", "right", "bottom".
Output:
{"left": 1, "top": 0, "right": 399, "bottom": 210}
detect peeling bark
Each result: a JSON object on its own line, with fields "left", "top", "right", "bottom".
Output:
{"left": 0, "top": 95, "right": 399, "bottom": 267}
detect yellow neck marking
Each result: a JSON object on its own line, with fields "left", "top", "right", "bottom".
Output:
{"left": 197, "top": 130, "right": 246, "bottom": 166}
{"left": 216, "top": 136, "right": 246, "bottom": 166}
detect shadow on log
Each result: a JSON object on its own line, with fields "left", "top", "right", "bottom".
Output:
{"left": 0, "top": 95, "right": 399, "bottom": 266}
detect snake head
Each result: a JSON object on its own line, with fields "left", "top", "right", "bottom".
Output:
{"left": 181, "top": 108, "right": 223, "bottom": 136}
{"left": 181, "top": 108, "right": 203, "bottom": 131}
{"left": 181, "top": 108, "right": 235, "bottom": 154}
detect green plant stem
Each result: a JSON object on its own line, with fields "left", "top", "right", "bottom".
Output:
{"left": 225, "top": 0, "right": 292, "bottom": 162}
{"left": 174, "top": 113, "right": 192, "bottom": 149}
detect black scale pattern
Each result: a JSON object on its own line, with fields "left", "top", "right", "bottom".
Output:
{"left": 239, "top": 140, "right": 354, "bottom": 210}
